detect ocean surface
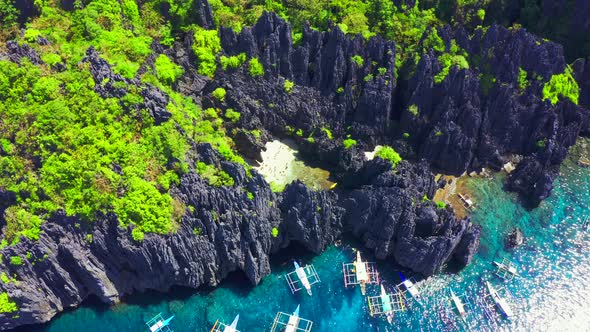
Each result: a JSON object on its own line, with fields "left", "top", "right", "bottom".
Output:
{"left": 23, "top": 140, "right": 590, "bottom": 332}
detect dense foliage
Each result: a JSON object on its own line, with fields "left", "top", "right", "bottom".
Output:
{"left": 154, "top": 54, "right": 184, "bottom": 84}
{"left": 0, "top": 0, "right": 247, "bottom": 250}
{"left": 375, "top": 146, "right": 402, "bottom": 168}
{"left": 0, "top": 292, "right": 18, "bottom": 313}
{"left": 542, "top": 66, "right": 579, "bottom": 105}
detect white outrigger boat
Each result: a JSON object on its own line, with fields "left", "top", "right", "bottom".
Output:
{"left": 380, "top": 285, "right": 394, "bottom": 324}
{"left": 367, "top": 284, "right": 406, "bottom": 324}
{"left": 286, "top": 261, "right": 320, "bottom": 296}
{"left": 342, "top": 251, "right": 379, "bottom": 295}
{"left": 294, "top": 261, "right": 312, "bottom": 296}
{"left": 486, "top": 281, "right": 514, "bottom": 319}
{"left": 270, "top": 305, "right": 313, "bottom": 332}
{"left": 399, "top": 273, "right": 422, "bottom": 304}
{"left": 210, "top": 314, "right": 240, "bottom": 332}
{"left": 285, "top": 305, "right": 301, "bottom": 332}
{"left": 450, "top": 289, "right": 466, "bottom": 320}
{"left": 493, "top": 258, "right": 520, "bottom": 282}
{"left": 494, "top": 260, "right": 519, "bottom": 276}
{"left": 354, "top": 252, "right": 369, "bottom": 295}
{"left": 224, "top": 315, "right": 239, "bottom": 332}
{"left": 146, "top": 313, "right": 174, "bottom": 332}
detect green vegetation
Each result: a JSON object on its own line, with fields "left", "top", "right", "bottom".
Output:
{"left": 196, "top": 161, "right": 235, "bottom": 187}
{"left": 212, "top": 87, "right": 227, "bottom": 101}
{"left": 192, "top": 227, "right": 203, "bottom": 236}
{"left": 336, "top": 87, "right": 344, "bottom": 94}
{"left": 284, "top": 80, "right": 295, "bottom": 94}
{"left": 351, "top": 55, "right": 364, "bottom": 66}
{"left": 272, "top": 227, "right": 279, "bottom": 237}
{"left": 204, "top": 107, "right": 219, "bottom": 119}
{"left": 375, "top": 146, "right": 402, "bottom": 168}
{"left": 403, "top": 132, "right": 410, "bottom": 138}
{"left": 518, "top": 67, "right": 529, "bottom": 90}
{"left": 131, "top": 228, "right": 144, "bottom": 242}
{"left": 343, "top": 138, "right": 357, "bottom": 149}
{"left": 536, "top": 139, "right": 547, "bottom": 148}
{"left": 0, "top": 292, "right": 18, "bottom": 313}
{"left": 247, "top": 192, "right": 254, "bottom": 200}
{"left": 423, "top": 28, "right": 445, "bottom": 53}
{"left": 408, "top": 104, "right": 419, "bottom": 117}
{"left": 9, "top": 256, "right": 22, "bottom": 266}
{"left": 224, "top": 109, "right": 241, "bottom": 123}
{"left": 435, "top": 201, "right": 447, "bottom": 209}
{"left": 220, "top": 53, "right": 246, "bottom": 70}
{"left": 321, "top": 127, "right": 333, "bottom": 139}
{"left": 250, "top": 129, "right": 261, "bottom": 139}
{"left": 192, "top": 28, "right": 222, "bottom": 78}
{"left": 477, "top": 9, "right": 485, "bottom": 21}
{"left": 3, "top": 207, "right": 42, "bottom": 245}
{"left": 270, "top": 181, "right": 286, "bottom": 193}
{"left": 434, "top": 47, "right": 469, "bottom": 84}
{"left": 154, "top": 54, "right": 184, "bottom": 85}
{"left": 542, "top": 66, "right": 580, "bottom": 105}
{"left": 296, "top": 129, "right": 304, "bottom": 137}
{"left": 113, "top": 177, "right": 180, "bottom": 235}
{"left": 364, "top": 74, "right": 374, "bottom": 82}
{"left": 249, "top": 58, "right": 264, "bottom": 77}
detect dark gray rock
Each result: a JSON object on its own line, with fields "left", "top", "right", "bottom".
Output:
{"left": 573, "top": 57, "right": 590, "bottom": 128}
{"left": 140, "top": 85, "right": 172, "bottom": 124}
{"left": 505, "top": 227, "right": 524, "bottom": 249}
{"left": 192, "top": 14, "right": 589, "bottom": 206}
{"left": 4, "top": 41, "right": 42, "bottom": 64}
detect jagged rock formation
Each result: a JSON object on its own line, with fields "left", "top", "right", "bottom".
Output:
{"left": 0, "top": 143, "right": 478, "bottom": 330}
{"left": 573, "top": 57, "right": 590, "bottom": 112}
{"left": 210, "top": 12, "right": 397, "bottom": 143}
{"left": 1, "top": 40, "right": 43, "bottom": 65}
{"left": 197, "top": 12, "right": 589, "bottom": 207}
{"left": 404, "top": 25, "right": 589, "bottom": 206}
{"left": 420, "top": 0, "right": 590, "bottom": 62}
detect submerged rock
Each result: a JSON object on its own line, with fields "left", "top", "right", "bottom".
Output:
{"left": 505, "top": 227, "right": 525, "bottom": 249}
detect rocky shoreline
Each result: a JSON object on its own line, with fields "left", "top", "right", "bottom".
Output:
{"left": 0, "top": 143, "right": 479, "bottom": 330}
{"left": 1, "top": 0, "right": 589, "bottom": 330}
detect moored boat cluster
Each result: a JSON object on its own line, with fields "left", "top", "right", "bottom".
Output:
{"left": 146, "top": 251, "right": 521, "bottom": 331}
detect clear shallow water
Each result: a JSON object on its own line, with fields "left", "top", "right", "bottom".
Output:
{"left": 24, "top": 148, "right": 590, "bottom": 332}
{"left": 253, "top": 139, "right": 334, "bottom": 190}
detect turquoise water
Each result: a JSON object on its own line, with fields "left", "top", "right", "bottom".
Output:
{"left": 24, "top": 146, "right": 590, "bottom": 331}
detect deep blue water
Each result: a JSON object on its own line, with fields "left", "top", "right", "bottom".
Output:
{"left": 25, "top": 143, "right": 590, "bottom": 332}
